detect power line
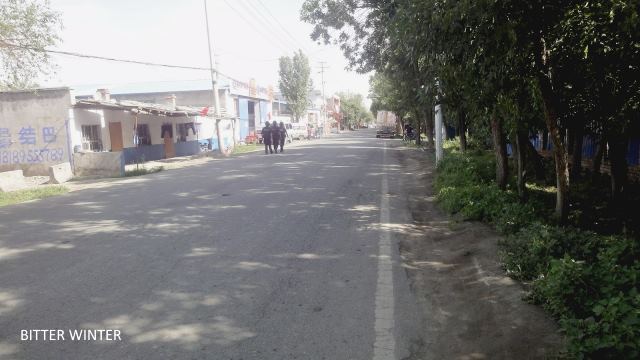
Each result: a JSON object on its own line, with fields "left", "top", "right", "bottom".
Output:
{"left": 220, "top": 0, "right": 290, "bottom": 55}
{"left": 0, "top": 41, "right": 211, "bottom": 71}
{"left": 0, "top": 40, "right": 247, "bottom": 85}
{"left": 2, "top": 41, "right": 211, "bottom": 71}
{"left": 253, "top": 0, "right": 311, "bottom": 54}
{"left": 234, "top": 0, "right": 301, "bottom": 53}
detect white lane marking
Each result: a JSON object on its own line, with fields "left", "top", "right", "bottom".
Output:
{"left": 373, "top": 143, "right": 396, "bottom": 360}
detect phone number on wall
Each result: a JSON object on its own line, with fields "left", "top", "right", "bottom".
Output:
{"left": 0, "top": 148, "right": 65, "bottom": 165}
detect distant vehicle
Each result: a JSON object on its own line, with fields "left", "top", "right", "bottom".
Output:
{"left": 288, "top": 123, "right": 307, "bottom": 140}
{"left": 257, "top": 127, "right": 292, "bottom": 144}
{"left": 376, "top": 111, "right": 397, "bottom": 132}
{"left": 376, "top": 126, "right": 396, "bottom": 138}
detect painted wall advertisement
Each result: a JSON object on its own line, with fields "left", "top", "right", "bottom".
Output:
{"left": 0, "top": 89, "right": 71, "bottom": 175}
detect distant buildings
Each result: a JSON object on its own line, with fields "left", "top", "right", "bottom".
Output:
{"left": 0, "top": 76, "right": 344, "bottom": 177}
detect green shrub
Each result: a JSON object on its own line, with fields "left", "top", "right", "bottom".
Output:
{"left": 437, "top": 179, "right": 536, "bottom": 235}
{"left": 435, "top": 148, "right": 640, "bottom": 358}
{"left": 435, "top": 150, "right": 494, "bottom": 190}
{"left": 530, "top": 237, "right": 640, "bottom": 359}
{"left": 500, "top": 223, "right": 604, "bottom": 280}
{"left": 493, "top": 201, "right": 537, "bottom": 235}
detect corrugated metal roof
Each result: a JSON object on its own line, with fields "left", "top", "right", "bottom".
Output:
{"left": 74, "top": 99, "right": 205, "bottom": 117}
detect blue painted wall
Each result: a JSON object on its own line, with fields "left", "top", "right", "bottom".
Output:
{"left": 175, "top": 140, "right": 201, "bottom": 157}
{"left": 122, "top": 140, "right": 200, "bottom": 164}
{"left": 239, "top": 98, "right": 249, "bottom": 139}
{"left": 259, "top": 101, "right": 269, "bottom": 125}
{"left": 123, "top": 144, "right": 164, "bottom": 164}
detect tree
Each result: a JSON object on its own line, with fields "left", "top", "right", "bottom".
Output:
{"left": 278, "top": 50, "right": 312, "bottom": 123}
{"left": 302, "top": 0, "right": 640, "bottom": 224}
{"left": 337, "top": 92, "right": 370, "bottom": 129}
{"left": 0, "top": 0, "right": 62, "bottom": 89}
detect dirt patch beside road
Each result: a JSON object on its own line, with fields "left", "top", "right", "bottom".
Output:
{"left": 394, "top": 147, "right": 564, "bottom": 359}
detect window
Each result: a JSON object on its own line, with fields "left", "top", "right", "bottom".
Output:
{"left": 81, "top": 125, "right": 102, "bottom": 151}
{"left": 135, "top": 124, "right": 151, "bottom": 146}
{"left": 177, "top": 123, "right": 196, "bottom": 142}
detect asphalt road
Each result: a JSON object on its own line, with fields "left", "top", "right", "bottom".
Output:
{"left": 0, "top": 130, "right": 421, "bottom": 359}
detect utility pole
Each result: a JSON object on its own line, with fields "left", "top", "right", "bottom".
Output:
{"left": 318, "top": 61, "right": 328, "bottom": 135}
{"left": 435, "top": 104, "right": 444, "bottom": 164}
{"left": 204, "top": 0, "right": 224, "bottom": 153}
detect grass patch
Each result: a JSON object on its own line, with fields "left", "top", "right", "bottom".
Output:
{"left": 0, "top": 186, "right": 69, "bottom": 207}
{"left": 231, "top": 144, "right": 260, "bottom": 155}
{"left": 124, "top": 166, "right": 164, "bottom": 177}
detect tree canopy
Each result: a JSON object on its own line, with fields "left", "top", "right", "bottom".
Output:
{"left": 302, "top": 0, "right": 640, "bottom": 221}
{"left": 337, "top": 91, "right": 372, "bottom": 129}
{"left": 0, "top": 0, "right": 62, "bottom": 89}
{"left": 278, "top": 50, "right": 312, "bottom": 122}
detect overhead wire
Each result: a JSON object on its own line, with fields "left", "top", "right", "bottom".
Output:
{"left": 253, "top": 0, "right": 311, "bottom": 54}
{"left": 1, "top": 2, "right": 369, "bottom": 92}
{"left": 220, "top": 0, "right": 290, "bottom": 55}
{"left": 0, "top": 40, "right": 246, "bottom": 85}
{"left": 233, "top": 0, "right": 302, "bottom": 54}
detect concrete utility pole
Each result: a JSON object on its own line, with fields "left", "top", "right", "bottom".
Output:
{"left": 318, "top": 61, "right": 328, "bottom": 135}
{"left": 204, "top": 0, "right": 224, "bottom": 153}
{"left": 435, "top": 104, "right": 444, "bottom": 164}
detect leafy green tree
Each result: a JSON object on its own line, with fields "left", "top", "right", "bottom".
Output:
{"left": 302, "top": 0, "right": 640, "bottom": 222}
{"left": 0, "top": 0, "right": 62, "bottom": 89}
{"left": 337, "top": 92, "right": 369, "bottom": 129}
{"left": 278, "top": 50, "right": 312, "bottom": 123}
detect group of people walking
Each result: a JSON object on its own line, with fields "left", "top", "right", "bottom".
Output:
{"left": 261, "top": 121, "right": 287, "bottom": 154}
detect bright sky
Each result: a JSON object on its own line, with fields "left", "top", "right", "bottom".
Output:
{"left": 39, "top": 0, "right": 372, "bottom": 102}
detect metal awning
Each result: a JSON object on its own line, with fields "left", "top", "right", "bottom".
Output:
{"left": 74, "top": 99, "right": 205, "bottom": 117}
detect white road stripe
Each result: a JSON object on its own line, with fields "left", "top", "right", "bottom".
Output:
{"left": 373, "top": 143, "right": 396, "bottom": 360}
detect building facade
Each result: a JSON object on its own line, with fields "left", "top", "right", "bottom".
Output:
{"left": 0, "top": 88, "right": 73, "bottom": 176}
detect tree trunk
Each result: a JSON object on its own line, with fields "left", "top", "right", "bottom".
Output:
{"left": 458, "top": 111, "right": 467, "bottom": 152}
{"left": 542, "top": 129, "right": 549, "bottom": 151}
{"left": 491, "top": 115, "right": 508, "bottom": 190}
{"left": 525, "top": 138, "right": 546, "bottom": 180}
{"left": 424, "top": 108, "right": 434, "bottom": 148}
{"left": 592, "top": 136, "right": 606, "bottom": 180}
{"left": 413, "top": 109, "right": 421, "bottom": 145}
{"left": 540, "top": 91, "right": 570, "bottom": 223}
{"left": 567, "top": 127, "right": 575, "bottom": 156}
{"left": 515, "top": 131, "right": 528, "bottom": 201}
{"left": 535, "top": 37, "right": 569, "bottom": 223}
{"left": 608, "top": 135, "right": 628, "bottom": 206}
{"left": 570, "top": 123, "right": 584, "bottom": 181}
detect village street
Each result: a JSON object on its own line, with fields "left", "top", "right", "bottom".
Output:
{"left": 0, "top": 130, "right": 562, "bottom": 359}
{"left": 0, "top": 130, "right": 423, "bottom": 359}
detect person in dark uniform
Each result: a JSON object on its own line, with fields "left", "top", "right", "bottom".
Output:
{"left": 278, "top": 121, "right": 287, "bottom": 152}
{"left": 262, "top": 121, "right": 273, "bottom": 154}
{"left": 271, "top": 121, "right": 280, "bottom": 154}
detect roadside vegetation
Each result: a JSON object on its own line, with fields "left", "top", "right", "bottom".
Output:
{"left": 436, "top": 139, "right": 639, "bottom": 359}
{"left": 0, "top": 186, "right": 68, "bottom": 207}
{"left": 231, "top": 144, "right": 260, "bottom": 155}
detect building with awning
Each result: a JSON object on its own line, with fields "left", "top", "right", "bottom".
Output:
{"left": 71, "top": 89, "right": 234, "bottom": 164}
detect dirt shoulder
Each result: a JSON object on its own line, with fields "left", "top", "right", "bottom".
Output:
{"left": 394, "top": 146, "right": 564, "bottom": 359}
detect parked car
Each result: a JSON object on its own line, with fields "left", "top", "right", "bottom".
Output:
{"left": 288, "top": 123, "right": 308, "bottom": 140}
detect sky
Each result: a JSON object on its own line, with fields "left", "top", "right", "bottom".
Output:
{"left": 39, "top": 0, "right": 372, "bottom": 103}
